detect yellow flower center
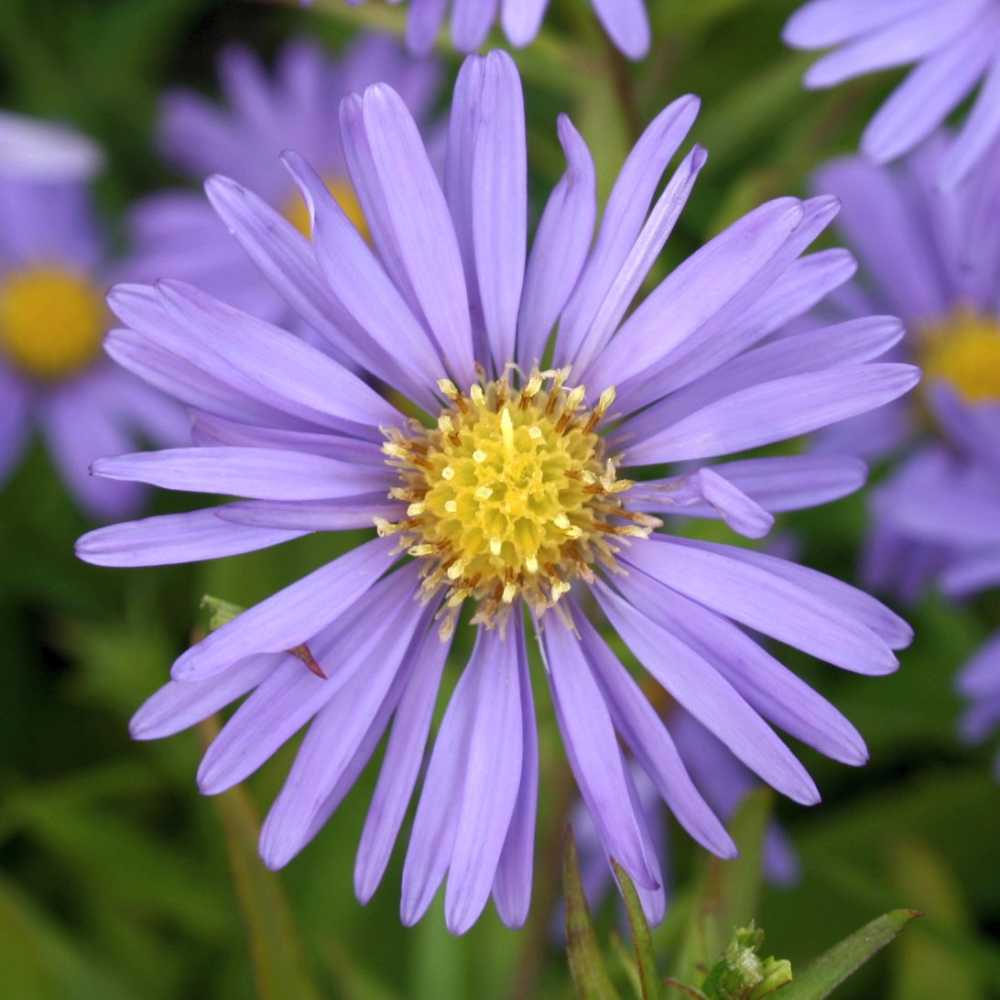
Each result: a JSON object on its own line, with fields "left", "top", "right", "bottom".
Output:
{"left": 378, "top": 370, "right": 658, "bottom": 635}
{"left": 922, "top": 309, "right": 1000, "bottom": 403}
{"left": 284, "top": 176, "right": 369, "bottom": 242}
{"left": 0, "top": 266, "right": 105, "bottom": 379}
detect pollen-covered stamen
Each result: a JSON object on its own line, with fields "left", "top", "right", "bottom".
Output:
{"left": 922, "top": 308, "right": 1000, "bottom": 403}
{"left": 378, "top": 369, "right": 659, "bottom": 631}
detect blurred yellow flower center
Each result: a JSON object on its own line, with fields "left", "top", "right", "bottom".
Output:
{"left": 0, "top": 267, "right": 105, "bottom": 379}
{"left": 378, "top": 370, "right": 658, "bottom": 635}
{"left": 922, "top": 310, "right": 1000, "bottom": 403}
{"left": 284, "top": 176, "right": 369, "bottom": 242}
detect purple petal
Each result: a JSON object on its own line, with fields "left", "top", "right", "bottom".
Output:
{"left": 197, "top": 563, "right": 422, "bottom": 795}
{"left": 624, "top": 364, "right": 919, "bottom": 466}
{"left": 492, "top": 615, "right": 538, "bottom": 928}
{"left": 626, "top": 536, "right": 902, "bottom": 673}
{"left": 861, "top": 17, "right": 999, "bottom": 164}
{"left": 130, "top": 654, "right": 281, "bottom": 740}
{"left": 92, "top": 446, "right": 391, "bottom": 501}
{"left": 354, "top": 623, "right": 452, "bottom": 904}
{"left": 76, "top": 506, "right": 303, "bottom": 567}
{"left": 515, "top": 114, "right": 596, "bottom": 368}
{"left": 556, "top": 95, "right": 701, "bottom": 369}
{"left": 541, "top": 613, "right": 660, "bottom": 890}
{"left": 784, "top": 0, "right": 939, "bottom": 49}
{"left": 258, "top": 567, "right": 430, "bottom": 867}
{"left": 401, "top": 641, "right": 480, "bottom": 926}
{"left": 502, "top": 0, "right": 548, "bottom": 46}
{"left": 572, "top": 604, "right": 736, "bottom": 858}
{"left": 614, "top": 567, "right": 869, "bottom": 766}
{"left": 590, "top": 0, "right": 650, "bottom": 59}
{"left": 958, "top": 632, "right": 1000, "bottom": 698}
{"left": 445, "top": 623, "right": 524, "bottom": 934}
{"left": 172, "top": 534, "right": 399, "bottom": 681}
{"left": 217, "top": 495, "right": 403, "bottom": 532}
{"left": 359, "top": 83, "right": 476, "bottom": 387}
{"left": 594, "top": 581, "right": 820, "bottom": 805}
{"left": 471, "top": 51, "right": 527, "bottom": 374}
{"left": 451, "top": 0, "right": 498, "bottom": 51}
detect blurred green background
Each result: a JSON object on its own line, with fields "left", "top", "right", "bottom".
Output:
{"left": 1, "top": 1, "right": 998, "bottom": 997}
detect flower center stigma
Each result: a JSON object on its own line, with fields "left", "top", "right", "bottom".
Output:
{"left": 922, "top": 308, "right": 1000, "bottom": 403}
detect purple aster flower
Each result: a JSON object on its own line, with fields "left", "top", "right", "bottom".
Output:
{"left": 783, "top": 0, "right": 1000, "bottom": 188}
{"left": 340, "top": 0, "right": 649, "bottom": 60}
{"left": 77, "top": 51, "right": 917, "bottom": 932}
{"left": 129, "top": 35, "right": 441, "bottom": 322}
{"left": 807, "top": 135, "right": 1000, "bottom": 600}
{"left": 0, "top": 125, "right": 185, "bottom": 518}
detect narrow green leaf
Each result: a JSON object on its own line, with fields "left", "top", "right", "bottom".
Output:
{"left": 564, "top": 829, "right": 620, "bottom": 1000}
{"left": 780, "top": 910, "right": 921, "bottom": 1000}
{"left": 201, "top": 594, "right": 246, "bottom": 632}
{"left": 609, "top": 931, "right": 643, "bottom": 999}
{"left": 612, "top": 860, "right": 661, "bottom": 999}
{"left": 199, "top": 721, "right": 321, "bottom": 1000}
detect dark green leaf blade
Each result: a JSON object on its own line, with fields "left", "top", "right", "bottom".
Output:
{"left": 780, "top": 909, "right": 921, "bottom": 1000}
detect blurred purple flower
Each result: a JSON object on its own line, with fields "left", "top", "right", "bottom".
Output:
{"left": 808, "top": 136, "right": 1000, "bottom": 775}
{"left": 341, "top": 0, "right": 650, "bottom": 60}
{"left": 129, "top": 35, "right": 442, "bottom": 326}
{"left": 784, "top": 0, "right": 1000, "bottom": 188}
{"left": 0, "top": 128, "right": 185, "bottom": 518}
{"left": 809, "top": 137, "right": 1000, "bottom": 598}
{"left": 77, "top": 51, "right": 916, "bottom": 932}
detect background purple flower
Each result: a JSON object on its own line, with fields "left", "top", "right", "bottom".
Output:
{"left": 0, "top": 142, "right": 185, "bottom": 519}
{"left": 783, "top": 0, "right": 1000, "bottom": 187}
{"left": 808, "top": 134, "right": 1000, "bottom": 601}
{"left": 343, "top": 0, "right": 650, "bottom": 60}
{"left": 78, "top": 51, "right": 916, "bottom": 931}
{"left": 128, "top": 35, "right": 442, "bottom": 323}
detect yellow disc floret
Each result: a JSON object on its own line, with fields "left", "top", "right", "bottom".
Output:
{"left": 0, "top": 267, "right": 105, "bottom": 379}
{"left": 377, "top": 369, "right": 659, "bottom": 636}
{"left": 284, "top": 176, "right": 369, "bottom": 242}
{"left": 922, "top": 309, "right": 1000, "bottom": 403}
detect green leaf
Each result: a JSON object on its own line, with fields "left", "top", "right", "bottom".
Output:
{"left": 671, "top": 789, "right": 773, "bottom": 985}
{"left": 564, "top": 829, "right": 620, "bottom": 1000}
{"left": 201, "top": 721, "right": 322, "bottom": 1000}
{"left": 779, "top": 910, "right": 921, "bottom": 1000}
{"left": 201, "top": 594, "right": 246, "bottom": 632}
{"left": 612, "top": 860, "right": 661, "bottom": 999}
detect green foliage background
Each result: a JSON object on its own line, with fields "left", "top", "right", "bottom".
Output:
{"left": 0, "top": 1, "right": 998, "bottom": 997}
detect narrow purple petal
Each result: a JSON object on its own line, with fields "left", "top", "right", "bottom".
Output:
{"left": 76, "top": 506, "right": 303, "bottom": 567}
{"left": 172, "top": 534, "right": 398, "bottom": 681}
{"left": 571, "top": 605, "right": 736, "bottom": 858}
{"left": 445, "top": 624, "right": 524, "bottom": 934}
{"left": 626, "top": 536, "right": 901, "bottom": 673}
{"left": 355, "top": 623, "right": 452, "bottom": 904}
{"left": 92, "top": 447, "right": 391, "bottom": 501}
{"left": 590, "top": 0, "right": 650, "bottom": 59}
{"left": 594, "top": 581, "right": 820, "bottom": 805}
{"left": 541, "top": 613, "right": 660, "bottom": 890}
{"left": 492, "top": 616, "right": 538, "bottom": 928}
{"left": 217, "top": 496, "right": 403, "bottom": 532}
{"left": 515, "top": 114, "right": 595, "bottom": 369}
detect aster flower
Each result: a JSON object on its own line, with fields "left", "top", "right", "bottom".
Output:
{"left": 808, "top": 135, "right": 1000, "bottom": 601}
{"left": 77, "top": 51, "right": 917, "bottom": 932}
{"left": 340, "top": 0, "right": 649, "bottom": 60}
{"left": 783, "top": 0, "right": 1000, "bottom": 187}
{"left": 0, "top": 128, "right": 184, "bottom": 518}
{"left": 129, "top": 35, "right": 441, "bottom": 322}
